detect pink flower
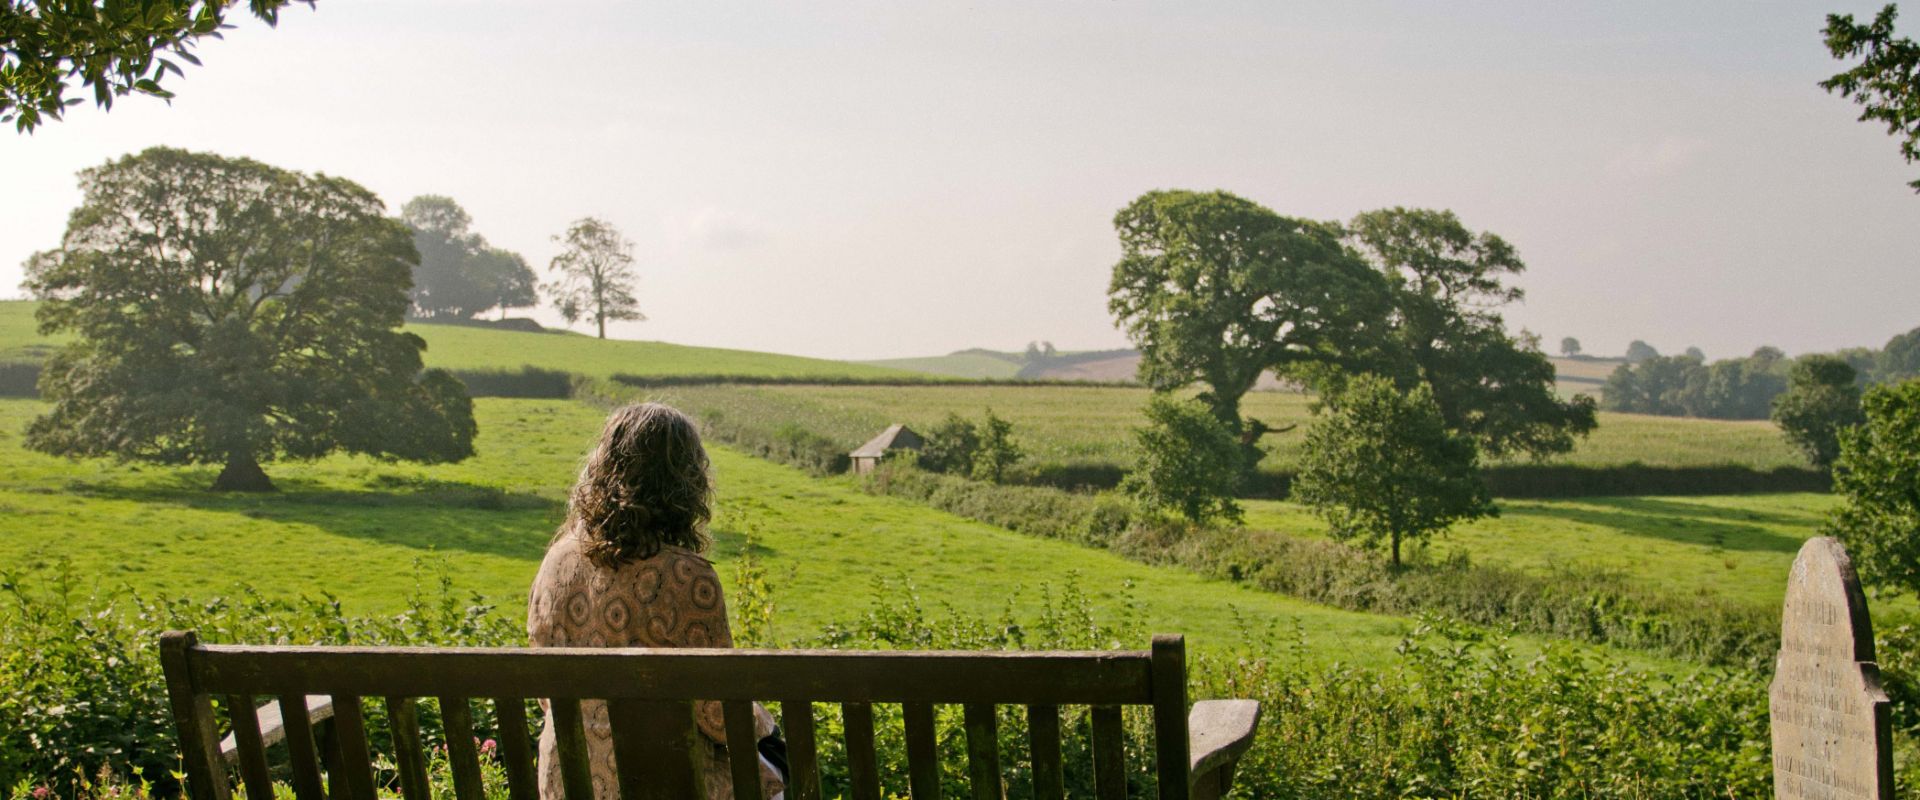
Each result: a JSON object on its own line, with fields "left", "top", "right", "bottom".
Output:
{"left": 481, "top": 739, "right": 499, "bottom": 757}
{"left": 32, "top": 786, "right": 51, "bottom": 800}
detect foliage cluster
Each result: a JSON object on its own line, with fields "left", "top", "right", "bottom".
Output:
{"left": 1827, "top": 378, "right": 1920, "bottom": 598}
{"left": 1122, "top": 393, "right": 1244, "bottom": 524}
{"left": 1824, "top": 3, "right": 1920, "bottom": 191}
{"left": 913, "top": 410, "right": 1022, "bottom": 482}
{"left": 0, "top": 564, "right": 1806, "bottom": 800}
{"left": 1293, "top": 376, "right": 1493, "bottom": 566}
{"left": 1770, "top": 354, "right": 1867, "bottom": 469}
{"left": 400, "top": 196, "right": 537, "bottom": 321}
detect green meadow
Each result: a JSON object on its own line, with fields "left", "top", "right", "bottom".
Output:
{"left": 0, "top": 396, "right": 1492, "bottom": 667}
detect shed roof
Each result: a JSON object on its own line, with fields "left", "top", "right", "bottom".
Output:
{"left": 850, "top": 424, "right": 925, "bottom": 458}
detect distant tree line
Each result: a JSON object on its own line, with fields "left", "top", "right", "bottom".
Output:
{"left": 1601, "top": 327, "right": 1920, "bottom": 420}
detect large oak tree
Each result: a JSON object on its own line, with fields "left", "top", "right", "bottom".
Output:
{"left": 23, "top": 147, "right": 475, "bottom": 491}
{"left": 1108, "top": 190, "right": 1385, "bottom": 461}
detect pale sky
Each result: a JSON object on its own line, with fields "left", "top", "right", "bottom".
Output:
{"left": 3, "top": 1, "right": 1917, "bottom": 361}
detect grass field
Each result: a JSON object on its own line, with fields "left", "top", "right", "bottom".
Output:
{"left": 0, "top": 300, "right": 918, "bottom": 382}
{"left": 1240, "top": 493, "right": 1917, "bottom": 622}
{"left": 674, "top": 383, "right": 1811, "bottom": 473}
{"left": 0, "top": 396, "right": 1548, "bottom": 667}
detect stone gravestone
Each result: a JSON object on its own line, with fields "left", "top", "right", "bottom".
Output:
{"left": 1770, "top": 536, "right": 1894, "bottom": 799}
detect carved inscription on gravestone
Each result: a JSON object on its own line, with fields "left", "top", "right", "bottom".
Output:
{"left": 1770, "top": 537, "right": 1894, "bottom": 800}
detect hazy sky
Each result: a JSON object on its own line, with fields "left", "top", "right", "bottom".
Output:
{"left": 3, "top": 1, "right": 1917, "bottom": 361}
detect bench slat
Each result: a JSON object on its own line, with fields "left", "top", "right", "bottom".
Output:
{"left": 1150, "top": 635, "right": 1190, "bottom": 800}
{"left": 722, "top": 700, "right": 761, "bottom": 800}
{"left": 388, "top": 698, "right": 432, "bottom": 800}
{"left": 1027, "top": 704, "right": 1062, "bottom": 800}
{"left": 841, "top": 702, "right": 881, "bottom": 800}
{"left": 495, "top": 698, "right": 539, "bottom": 800}
{"left": 329, "top": 696, "right": 377, "bottom": 800}
{"left": 1091, "top": 706, "right": 1125, "bottom": 800}
{"left": 224, "top": 695, "right": 274, "bottom": 800}
{"left": 550, "top": 699, "right": 596, "bottom": 800}
{"left": 189, "top": 646, "right": 1153, "bottom": 705}
{"left": 904, "top": 703, "right": 941, "bottom": 800}
{"left": 608, "top": 699, "right": 703, "bottom": 800}
{"left": 276, "top": 692, "right": 327, "bottom": 800}
{"left": 159, "top": 633, "right": 229, "bottom": 800}
{"left": 441, "top": 698, "right": 485, "bottom": 800}
{"left": 963, "top": 703, "right": 999, "bottom": 800}
{"left": 781, "top": 699, "right": 821, "bottom": 800}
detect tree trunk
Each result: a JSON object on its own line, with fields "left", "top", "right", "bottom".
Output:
{"left": 1390, "top": 534, "right": 1402, "bottom": 569}
{"left": 597, "top": 314, "right": 606, "bottom": 339}
{"left": 212, "top": 451, "right": 275, "bottom": 492}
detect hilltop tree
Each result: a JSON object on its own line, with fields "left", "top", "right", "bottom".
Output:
{"left": 401, "top": 195, "right": 538, "bottom": 320}
{"left": 22, "top": 147, "right": 476, "bottom": 491}
{"left": 1626, "top": 340, "right": 1660, "bottom": 364}
{"left": 1773, "top": 355, "right": 1866, "bottom": 469}
{"left": 1108, "top": 190, "right": 1383, "bottom": 464}
{"left": 1123, "top": 393, "right": 1244, "bottom": 525}
{"left": 1823, "top": 4, "right": 1920, "bottom": 190}
{"left": 1684, "top": 346, "right": 1706, "bottom": 361}
{"left": 1, "top": 1, "right": 310, "bottom": 131}
{"left": 1339, "top": 207, "right": 1596, "bottom": 459}
{"left": 1293, "top": 375, "right": 1494, "bottom": 568}
{"left": 1561, "top": 337, "right": 1582, "bottom": 357}
{"left": 1825, "top": 378, "right": 1920, "bottom": 596}
{"left": 546, "top": 217, "right": 642, "bottom": 339}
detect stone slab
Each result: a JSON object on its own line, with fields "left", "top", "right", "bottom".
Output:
{"left": 1769, "top": 536, "right": 1894, "bottom": 800}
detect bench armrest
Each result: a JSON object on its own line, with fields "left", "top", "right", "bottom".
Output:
{"left": 1187, "top": 699, "right": 1260, "bottom": 798}
{"left": 219, "top": 695, "right": 336, "bottom": 763}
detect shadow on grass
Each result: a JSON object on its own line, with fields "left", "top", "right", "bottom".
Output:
{"left": 65, "top": 472, "right": 565, "bottom": 562}
{"left": 1503, "top": 496, "right": 1810, "bottom": 554}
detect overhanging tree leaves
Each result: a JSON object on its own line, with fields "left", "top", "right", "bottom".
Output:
{"left": 1292, "top": 374, "right": 1494, "bottom": 568}
{"left": 1, "top": 0, "right": 309, "bottom": 132}
{"left": 23, "top": 147, "right": 476, "bottom": 491}
{"left": 546, "top": 217, "right": 642, "bottom": 339}
{"left": 1107, "top": 189, "right": 1384, "bottom": 464}
{"left": 1340, "top": 207, "right": 1597, "bottom": 459}
{"left": 1823, "top": 4, "right": 1920, "bottom": 191}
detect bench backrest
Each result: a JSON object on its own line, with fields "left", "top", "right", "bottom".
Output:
{"left": 160, "top": 631, "right": 1193, "bottom": 800}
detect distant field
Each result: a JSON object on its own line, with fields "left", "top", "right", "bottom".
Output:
{"left": 668, "top": 383, "right": 1810, "bottom": 474}
{"left": 0, "top": 300, "right": 917, "bottom": 382}
{"left": 857, "top": 353, "right": 1022, "bottom": 379}
{"left": 0, "top": 396, "right": 1511, "bottom": 665}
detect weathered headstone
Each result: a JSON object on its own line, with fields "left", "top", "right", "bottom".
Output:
{"left": 1770, "top": 536, "right": 1894, "bottom": 799}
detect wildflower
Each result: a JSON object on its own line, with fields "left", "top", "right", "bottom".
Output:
{"left": 481, "top": 739, "right": 499, "bottom": 757}
{"left": 32, "top": 786, "right": 51, "bottom": 800}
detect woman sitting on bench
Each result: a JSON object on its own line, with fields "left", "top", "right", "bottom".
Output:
{"left": 527, "top": 402, "right": 784, "bottom": 800}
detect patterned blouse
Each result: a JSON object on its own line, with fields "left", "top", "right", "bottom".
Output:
{"left": 527, "top": 528, "right": 782, "bottom": 800}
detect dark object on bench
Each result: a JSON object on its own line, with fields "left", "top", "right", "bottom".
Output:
{"left": 162, "top": 631, "right": 1261, "bottom": 800}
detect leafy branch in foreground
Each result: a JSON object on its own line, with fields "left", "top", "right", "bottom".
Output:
{"left": 1, "top": 1, "right": 310, "bottom": 132}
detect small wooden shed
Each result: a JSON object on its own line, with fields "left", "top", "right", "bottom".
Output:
{"left": 849, "top": 423, "right": 924, "bottom": 474}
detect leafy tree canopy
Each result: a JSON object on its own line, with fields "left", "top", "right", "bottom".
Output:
{"left": 1107, "top": 190, "right": 1384, "bottom": 452}
{"left": 22, "top": 147, "right": 475, "bottom": 491}
{"left": 1292, "top": 374, "right": 1493, "bottom": 568}
{"left": 1, "top": 0, "right": 307, "bottom": 132}
{"left": 1823, "top": 4, "right": 1920, "bottom": 190}
{"left": 1826, "top": 378, "right": 1920, "bottom": 596}
{"left": 400, "top": 195, "right": 537, "bottom": 320}
{"left": 1625, "top": 340, "right": 1660, "bottom": 363}
{"left": 1560, "top": 337, "right": 1581, "bottom": 357}
{"left": 1123, "top": 393, "right": 1244, "bottom": 525}
{"left": 1883, "top": 325, "right": 1920, "bottom": 383}
{"left": 1339, "top": 207, "right": 1596, "bottom": 459}
{"left": 546, "top": 217, "right": 642, "bottom": 339}
{"left": 1772, "top": 355, "right": 1866, "bottom": 469}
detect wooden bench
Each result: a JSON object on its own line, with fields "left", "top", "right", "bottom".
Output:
{"left": 161, "top": 631, "right": 1261, "bottom": 800}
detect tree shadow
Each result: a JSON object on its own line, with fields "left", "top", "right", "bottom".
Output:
{"left": 67, "top": 473, "right": 566, "bottom": 562}
{"left": 1502, "top": 497, "right": 1811, "bottom": 554}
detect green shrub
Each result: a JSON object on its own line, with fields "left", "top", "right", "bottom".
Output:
{"left": 1123, "top": 394, "right": 1243, "bottom": 524}
{"left": 448, "top": 367, "right": 574, "bottom": 399}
